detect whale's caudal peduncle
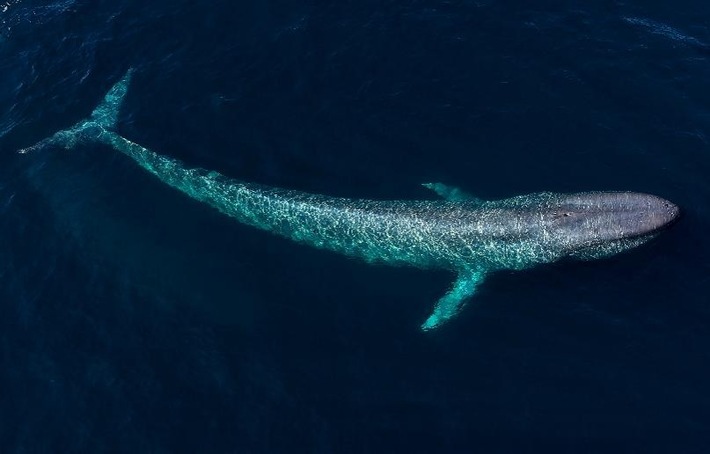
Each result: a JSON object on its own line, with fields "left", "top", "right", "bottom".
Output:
{"left": 22, "top": 71, "right": 681, "bottom": 331}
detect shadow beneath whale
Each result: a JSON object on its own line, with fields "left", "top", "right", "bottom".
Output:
{"left": 20, "top": 141, "right": 263, "bottom": 331}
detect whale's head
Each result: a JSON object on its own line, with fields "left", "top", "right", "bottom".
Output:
{"left": 543, "top": 192, "right": 680, "bottom": 259}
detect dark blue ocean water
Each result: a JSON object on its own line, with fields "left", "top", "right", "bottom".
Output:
{"left": 1, "top": 0, "right": 709, "bottom": 452}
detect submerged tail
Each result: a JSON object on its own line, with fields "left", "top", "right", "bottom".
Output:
{"left": 18, "top": 69, "right": 493, "bottom": 332}
{"left": 19, "top": 69, "right": 134, "bottom": 153}
{"left": 88, "top": 68, "right": 134, "bottom": 130}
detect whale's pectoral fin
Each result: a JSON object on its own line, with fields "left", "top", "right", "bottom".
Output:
{"left": 421, "top": 270, "right": 487, "bottom": 331}
{"left": 421, "top": 182, "right": 485, "bottom": 204}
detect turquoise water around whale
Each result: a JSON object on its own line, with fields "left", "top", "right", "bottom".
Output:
{"left": 1, "top": 1, "right": 709, "bottom": 452}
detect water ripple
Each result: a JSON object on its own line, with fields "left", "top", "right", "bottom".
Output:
{"left": 623, "top": 16, "right": 709, "bottom": 51}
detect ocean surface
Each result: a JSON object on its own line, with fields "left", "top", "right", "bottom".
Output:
{"left": 1, "top": 0, "right": 709, "bottom": 452}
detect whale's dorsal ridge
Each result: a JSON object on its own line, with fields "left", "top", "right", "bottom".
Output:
{"left": 421, "top": 269, "right": 487, "bottom": 331}
{"left": 422, "top": 182, "right": 485, "bottom": 205}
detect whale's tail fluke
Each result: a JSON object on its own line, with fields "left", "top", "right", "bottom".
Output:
{"left": 89, "top": 68, "right": 134, "bottom": 131}
{"left": 19, "top": 69, "right": 134, "bottom": 154}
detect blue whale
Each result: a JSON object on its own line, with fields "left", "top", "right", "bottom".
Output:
{"left": 24, "top": 71, "right": 680, "bottom": 330}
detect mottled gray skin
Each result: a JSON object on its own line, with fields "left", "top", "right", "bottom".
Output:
{"left": 152, "top": 182, "right": 678, "bottom": 273}
{"left": 23, "top": 70, "right": 681, "bottom": 331}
